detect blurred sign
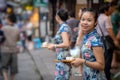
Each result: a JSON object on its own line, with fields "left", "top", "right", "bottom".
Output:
{"left": 25, "top": 5, "right": 33, "bottom": 10}
{"left": 104, "top": 0, "right": 112, "bottom": 2}
{"left": 34, "top": 0, "right": 48, "bottom": 7}
{"left": 77, "top": 0, "right": 87, "bottom": 4}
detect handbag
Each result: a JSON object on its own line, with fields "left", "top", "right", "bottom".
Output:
{"left": 101, "top": 36, "right": 115, "bottom": 50}
{"left": 98, "top": 24, "right": 115, "bottom": 50}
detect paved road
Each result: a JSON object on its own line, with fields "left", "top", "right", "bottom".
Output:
{"left": 15, "top": 48, "right": 55, "bottom": 80}
{"left": 0, "top": 48, "right": 83, "bottom": 80}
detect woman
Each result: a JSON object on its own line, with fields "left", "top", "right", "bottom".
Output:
{"left": 46, "top": 9, "right": 71, "bottom": 80}
{"left": 71, "top": 8, "right": 106, "bottom": 80}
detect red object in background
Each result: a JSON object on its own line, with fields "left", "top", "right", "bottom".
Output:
{"left": 0, "top": 24, "right": 2, "bottom": 29}
{"left": 0, "top": 19, "right": 2, "bottom": 29}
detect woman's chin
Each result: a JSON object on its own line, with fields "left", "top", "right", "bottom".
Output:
{"left": 83, "top": 30, "right": 90, "bottom": 34}
{"left": 83, "top": 29, "right": 87, "bottom": 32}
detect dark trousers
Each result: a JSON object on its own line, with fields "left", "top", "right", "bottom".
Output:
{"left": 104, "top": 48, "right": 114, "bottom": 80}
{"left": 102, "top": 36, "right": 115, "bottom": 80}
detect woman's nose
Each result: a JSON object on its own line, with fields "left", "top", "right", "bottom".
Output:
{"left": 83, "top": 20, "right": 88, "bottom": 24}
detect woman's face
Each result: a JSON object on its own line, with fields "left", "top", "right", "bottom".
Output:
{"left": 80, "top": 12, "right": 95, "bottom": 34}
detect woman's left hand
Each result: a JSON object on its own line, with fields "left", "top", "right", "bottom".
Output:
{"left": 71, "top": 58, "right": 84, "bottom": 67}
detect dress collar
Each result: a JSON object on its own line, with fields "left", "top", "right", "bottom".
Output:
{"left": 84, "top": 29, "right": 97, "bottom": 39}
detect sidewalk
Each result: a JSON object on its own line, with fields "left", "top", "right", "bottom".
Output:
{"left": 16, "top": 48, "right": 83, "bottom": 80}
{"left": 0, "top": 48, "right": 83, "bottom": 80}
{"left": 15, "top": 48, "right": 55, "bottom": 80}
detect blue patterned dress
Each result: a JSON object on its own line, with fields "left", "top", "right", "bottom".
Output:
{"left": 53, "top": 23, "right": 71, "bottom": 80}
{"left": 81, "top": 29, "right": 106, "bottom": 80}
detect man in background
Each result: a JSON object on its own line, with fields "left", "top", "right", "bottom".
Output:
{"left": 1, "top": 13, "right": 20, "bottom": 80}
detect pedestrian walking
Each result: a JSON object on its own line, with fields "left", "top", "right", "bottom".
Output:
{"left": 45, "top": 8, "right": 71, "bottom": 80}
{"left": 22, "top": 17, "right": 34, "bottom": 50}
{"left": 1, "top": 14, "right": 20, "bottom": 80}
{"left": 71, "top": 8, "right": 106, "bottom": 80}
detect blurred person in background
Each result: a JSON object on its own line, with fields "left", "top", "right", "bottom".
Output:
{"left": 117, "top": 29, "right": 120, "bottom": 43}
{"left": 1, "top": 14, "right": 20, "bottom": 80}
{"left": 17, "top": 18, "right": 26, "bottom": 52}
{"left": 96, "top": 2, "right": 119, "bottom": 80}
{"left": 30, "top": 8, "right": 39, "bottom": 37}
{"left": 46, "top": 8, "right": 71, "bottom": 80}
{"left": 22, "top": 17, "right": 34, "bottom": 50}
{"left": 66, "top": 10, "right": 79, "bottom": 49}
{"left": 110, "top": 4, "right": 120, "bottom": 70}
{"left": 0, "top": 19, "right": 5, "bottom": 75}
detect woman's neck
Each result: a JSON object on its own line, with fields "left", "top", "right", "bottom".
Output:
{"left": 59, "top": 20, "right": 64, "bottom": 25}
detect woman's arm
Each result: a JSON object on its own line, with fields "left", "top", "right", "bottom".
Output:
{"left": 75, "top": 25, "right": 84, "bottom": 46}
{"left": 85, "top": 47, "right": 105, "bottom": 70}
{"left": 47, "top": 32, "right": 70, "bottom": 50}
{"left": 117, "top": 29, "right": 120, "bottom": 41}
{"left": 72, "top": 47, "right": 105, "bottom": 71}
{"left": 54, "top": 32, "right": 70, "bottom": 48}
{"left": 76, "top": 32, "right": 84, "bottom": 46}
{"left": 106, "top": 17, "right": 119, "bottom": 47}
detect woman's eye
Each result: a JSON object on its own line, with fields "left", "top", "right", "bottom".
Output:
{"left": 87, "top": 19, "right": 92, "bottom": 22}
{"left": 81, "top": 18, "right": 85, "bottom": 21}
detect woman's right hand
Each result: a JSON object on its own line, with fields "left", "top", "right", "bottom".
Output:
{"left": 47, "top": 43, "right": 55, "bottom": 51}
{"left": 75, "top": 28, "right": 84, "bottom": 46}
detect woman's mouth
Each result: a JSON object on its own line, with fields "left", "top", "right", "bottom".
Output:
{"left": 82, "top": 26, "right": 88, "bottom": 29}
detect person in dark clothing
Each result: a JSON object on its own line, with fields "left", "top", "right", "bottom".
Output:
{"left": 96, "top": 2, "right": 119, "bottom": 80}
{"left": 66, "top": 11, "right": 79, "bottom": 49}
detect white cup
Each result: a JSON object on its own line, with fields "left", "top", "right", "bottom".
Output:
{"left": 70, "top": 46, "right": 80, "bottom": 58}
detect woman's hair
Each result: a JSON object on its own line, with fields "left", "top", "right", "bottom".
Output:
{"left": 78, "top": 8, "right": 85, "bottom": 19}
{"left": 81, "top": 8, "right": 98, "bottom": 22}
{"left": 68, "top": 10, "right": 75, "bottom": 18}
{"left": 56, "top": 8, "right": 68, "bottom": 21}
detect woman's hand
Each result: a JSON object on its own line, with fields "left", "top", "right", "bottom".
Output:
{"left": 114, "top": 39, "right": 120, "bottom": 47}
{"left": 71, "top": 58, "right": 84, "bottom": 67}
{"left": 73, "top": 27, "right": 78, "bottom": 32}
{"left": 47, "top": 43, "right": 55, "bottom": 51}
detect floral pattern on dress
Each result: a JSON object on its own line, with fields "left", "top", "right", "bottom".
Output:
{"left": 53, "top": 23, "right": 71, "bottom": 80}
{"left": 81, "top": 29, "right": 106, "bottom": 80}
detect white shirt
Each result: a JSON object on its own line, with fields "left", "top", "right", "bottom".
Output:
{"left": 96, "top": 14, "right": 112, "bottom": 36}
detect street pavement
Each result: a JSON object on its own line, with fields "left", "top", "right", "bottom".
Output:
{"left": 0, "top": 48, "right": 82, "bottom": 80}
{"left": 16, "top": 48, "right": 120, "bottom": 80}
{"left": 15, "top": 48, "right": 55, "bottom": 80}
